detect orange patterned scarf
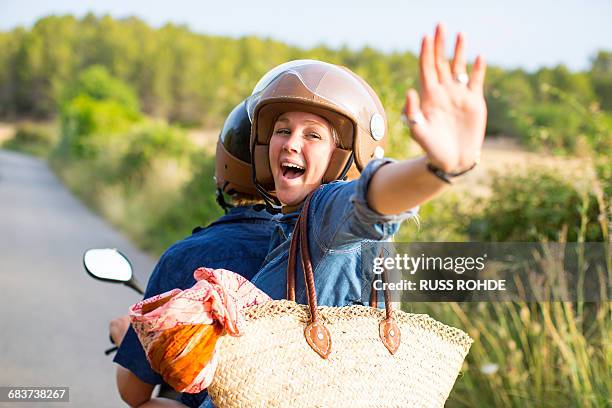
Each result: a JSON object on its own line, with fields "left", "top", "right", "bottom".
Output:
{"left": 129, "top": 267, "right": 271, "bottom": 393}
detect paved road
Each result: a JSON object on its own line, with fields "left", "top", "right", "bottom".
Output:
{"left": 0, "top": 149, "right": 157, "bottom": 407}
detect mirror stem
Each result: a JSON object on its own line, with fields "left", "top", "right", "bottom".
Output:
{"left": 124, "top": 277, "right": 145, "bottom": 295}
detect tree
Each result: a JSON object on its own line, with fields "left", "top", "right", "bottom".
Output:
{"left": 12, "top": 15, "right": 79, "bottom": 117}
{"left": 591, "top": 50, "right": 612, "bottom": 111}
{"left": 59, "top": 65, "right": 141, "bottom": 158}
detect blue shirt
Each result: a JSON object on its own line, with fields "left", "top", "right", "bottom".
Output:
{"left": 114, "top": 205, "right": 275, "bottom": 408}
{"left": 198, "top": 160, "right": 418, "bottom": 408}
{"left": 251, "top": 159, "right": 418, "bottom": 307}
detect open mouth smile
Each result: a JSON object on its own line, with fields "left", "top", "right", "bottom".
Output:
{"left": 280, "top": 161, "right": 306, "bottom": 180}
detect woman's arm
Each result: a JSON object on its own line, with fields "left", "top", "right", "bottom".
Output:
{"left": 368, "top": 24, "right": 487, "bottom": 215}
{"left": 368, "top": 156, "right": 447, "bottom": 214}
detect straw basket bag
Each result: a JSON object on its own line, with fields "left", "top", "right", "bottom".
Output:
{"left": 208, "top": 194, "right": 473, "bottom": 408}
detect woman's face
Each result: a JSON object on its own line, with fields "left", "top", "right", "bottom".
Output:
{"left": 269, "top": 111, "right": 336, "bottom": 206}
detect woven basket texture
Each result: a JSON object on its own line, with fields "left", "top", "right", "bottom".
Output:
{"left": 208, "top": 300, "right": 472, "bottom": 408}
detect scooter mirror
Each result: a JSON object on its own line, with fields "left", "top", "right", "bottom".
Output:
{"left": 83, "top": 248, "right": 133, "bottom": 283}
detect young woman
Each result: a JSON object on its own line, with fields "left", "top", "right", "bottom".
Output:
{"left": 248, "top": 24, "right": 487, "bottom": 305}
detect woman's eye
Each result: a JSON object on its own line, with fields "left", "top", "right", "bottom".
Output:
{"left": 274, "top": 128, "right": 290, "bottom": 135}
{"left": 307, "top": 132, "right": 322, "bottom": 140}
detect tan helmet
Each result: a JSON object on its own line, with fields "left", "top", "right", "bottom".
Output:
{"left": 248, "top": 60, "right": 387, "bottom": 201}
{"left": 214, "top": 99, "right": 258, "bottom": 209}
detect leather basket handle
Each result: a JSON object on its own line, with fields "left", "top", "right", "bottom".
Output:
{"left": 369, "top": 258, "right": 401, "bottom": 354}
{"left": 286, "top": 191, "right": 401, "bottom": 357}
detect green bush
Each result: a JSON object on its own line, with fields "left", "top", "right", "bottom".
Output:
{"left": 468, "top": 168, "right": 605, "bottom": 242}
{"left": 49, "top": 63, "right": 216, "bottom": 254}
{"left": 516, "top": 103, "right": 586, "bottom": 153}
{"left": 62, "top": 64, "right": 140, "bottom": 113}
{"left": 100, "top": 120, "right": 194, "bottom": 188}
{"left": 141, "top": 153, "right": 222, "bottom": 253}
{"left": 117, "top": 121, "right": 194, "bottom": 186}
{"left": 58, "top": 66, "right": 141, "bottom": 159}
{"left": 59, "top": 95, "right": 140, "bottom": 157}
{"left": 485, "top": 67, "right": 536, "bottom": 137}
{"left": 508, "top": 84, "right": 612, "bottom": 155}
{"left": 396, "top": 192, "right": 471, "bottom": 242}
{"left": 51, "top": 118, "right": 202, "bottom": 255}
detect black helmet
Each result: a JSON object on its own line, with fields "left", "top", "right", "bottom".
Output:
{"left": 215, "top": 100, "right": 258, "bottom": 210}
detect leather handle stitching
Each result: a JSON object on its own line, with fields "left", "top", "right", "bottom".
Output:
{"left": 306, "top": 323, "right": 331, "bottom": 356}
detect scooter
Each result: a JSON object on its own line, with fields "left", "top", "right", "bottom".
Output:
{"left": 82, "top": 248, "right": 180, "bottom": 400}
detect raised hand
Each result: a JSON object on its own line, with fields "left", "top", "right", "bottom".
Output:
{"left": 405, "top": 23, "right": 487, "bottom": 173}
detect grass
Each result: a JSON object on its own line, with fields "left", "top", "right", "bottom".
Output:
{"left": 400, "top": 181, "right": 610, "bottom": 407}
{"left": 401, "top": 300, "right": 611, "bottom": 408}
{"left": 1, "top": 121, "right": 59, "bottom": 157}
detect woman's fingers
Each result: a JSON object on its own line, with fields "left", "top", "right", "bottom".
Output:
{"left": 419, "top": 36, "right": 437, "bottom": 90}
{"left": 434, "top": 23, "right": 452, "bottom": 84}
{"left": 405, "top": 89, "right": 422, "bottom": 120}
{"left": 451, "top": 33, "right": 467, "bottom": 79}
{"left": 404, "top": 89, "right": 427, "bottom": 142}
{"left": 416, "top": 25, "right": 486, "bottom": 102}
{"left": 406, "top": 25, "right": 487, "bottom": 172}
{"left": 469, "top": 55, "right": 487, "bottom": 92}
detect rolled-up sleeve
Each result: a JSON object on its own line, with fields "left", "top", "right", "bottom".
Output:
{"left": 351, "top": 158, "right": 418, "bottom": 237}
{"left": 312, "top": 159, "right": 418, "bottom": 249}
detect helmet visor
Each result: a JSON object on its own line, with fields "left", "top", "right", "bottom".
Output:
{"left": 247, "top": 60, "right": 382, "bottom": 138}
{"left": 250, "top": 59, "right": 321, "bottom": 96}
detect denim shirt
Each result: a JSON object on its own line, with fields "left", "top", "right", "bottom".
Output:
{"left": 113, "top": 205, "right": 274, "bottom": 408}
{"left": 250, "top": 159, "right": 418, "bottom": 307}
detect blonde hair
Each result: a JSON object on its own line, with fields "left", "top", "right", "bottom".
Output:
{"left": 231, "top": 194, "right": 265, "bottom": 207}
{"left": 331, "top": 127, "right": 341, "bottom": 148}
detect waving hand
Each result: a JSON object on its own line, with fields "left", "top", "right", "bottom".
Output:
{"left": 405, "top": 24, "right": 487, "bottom": 173}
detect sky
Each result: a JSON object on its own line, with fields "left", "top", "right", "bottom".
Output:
{"left": 1, "top": 0, "right": 611, "bottom": 72}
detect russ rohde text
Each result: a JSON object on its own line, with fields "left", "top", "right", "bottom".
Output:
{"left": 373, "top": 279, "right": 507, "bottom": 291}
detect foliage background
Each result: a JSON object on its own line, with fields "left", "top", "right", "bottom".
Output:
{"left": 1, "top": 15, "right": 610, "bottom": 153}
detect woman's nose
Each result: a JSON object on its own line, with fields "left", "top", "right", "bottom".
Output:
{"left": 282, "top": 132, "right": 301, "bottom": 153}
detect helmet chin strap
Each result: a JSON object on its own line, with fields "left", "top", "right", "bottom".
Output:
{"left": 253, "top": 178, "right": 282, "bottom": 214}
{"left": 216, "top": 184, "right": 235, "bottom": 214}
{"left": 337, "top": 151, "right": 354, "bottom": 181}
{"left": 262, "top": 191, "right": 282, "bottom": 214}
